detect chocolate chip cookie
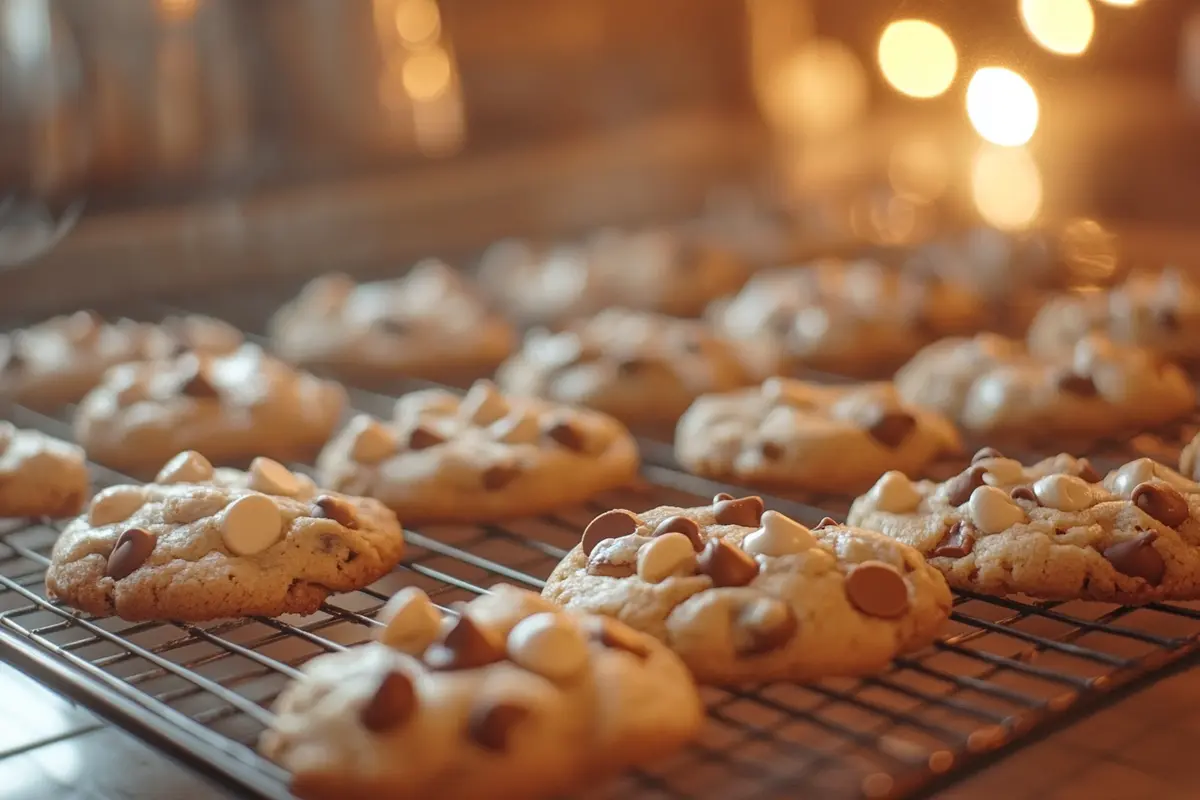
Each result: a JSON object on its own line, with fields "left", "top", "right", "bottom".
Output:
{"left": 675, "top": 378, "right": 961, "bottom": 494}
{"left": 848, "top": 447, "right": 1200, "bottom": 602}
{"left": 315, "top": 380, "right": 639, "bottom": 523}
{"left": 269, "top": 262, "right": 516, "bottom": 384}
{"left": 45, "top": 451, "right": 404, "bottom": 620}
{"left": 542, "top": 496, "right": 952, "bottom": 683}
{"left": 260, "top": 584, "right": 703, "bottom": 800}
{"left": 0, "top": 422, "right": 89, "bottom": 518}
{"left": 73, "top": 344, "right": 346, "bottom": 475}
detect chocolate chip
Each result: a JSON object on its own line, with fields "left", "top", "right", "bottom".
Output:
{"left": 734, "top": 597, "right": 798, "bottom": 657}
{"left": 481, "top": 464, "right": 520, "bottom": 491}
{"left": 179, "top": 364, "right": 219, "bottom": 399}
{"left": 760, "top": 441, "right": 785, "bottom": 461}
{"left": 407, "top": 425, "right": 445, "bottom": 450}
{"left": 468, "top": 701, "right": 530, "bottom": 752}
{"left": 615, "top": 355, "right": 654, "bottom": 376}
{"left": 972, "top": 447, "right": 1005, "bottom": 463}
{"left": 931, "top": 521, "right": 975, "bottom": 558}
{"left": 544, "top": 420, "right": 585, "bottom": 452}
{"left": 1103, "top": 531, "right": 1166, "bottom": 585}
{"left": 712, "top": 495, "right": 764, "bottom": 527}
{"left": 1, "top": 347, "right": 24, "bottom": 373}
{"left": 652, "top": 516, "right": 704, "bottom": 552}
{"left": 697, "top": 539, "right": 760, "bottom": 587}
{"left": 583, "top": 616, "right": 651, "bottom": 659}
{"left": 845, "top": 561, "right": 910, "bottom": 618}
{"left": 1057, "top": 372, "right": 1098, "bottom": 397}
{"left": 425, "top": 615, "right": 506, "bottom": 671}
{"left": 373, "top": 318, "right": 410, "bottom": 336}
{"left": 945, "top": 466, "right": 987, "bottom": 506}
{"left": 1131, "top": 481, "right": 1190, "bottom": 528}
{"left": 360, "top": 670, "right": 417, "bottom": 732}
{"left": 581, "top": 510, "right": 641, "bottom": 556}
{"left": 862, "top": 409, "right": 917, "bottom": 449}
{"left": 1010, "top": 486, "right": 1037, "bottom": 502}
{"left": 1077, "top": 459, "right": 1102, "bottom": 484}
{"left": 106, "top": 528, "right": 157, "bottom": 580}
{"left": 814, "top": 517, "right": 838, "bottom": 530}
{"left": 311, "top": 495, "right": 359, "bottom": 529}
{"left": 1154, "top": 306, "right": 1180, "bottom": 331}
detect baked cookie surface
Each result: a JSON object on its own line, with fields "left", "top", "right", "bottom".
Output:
{"left": 848, "top": 448, "right": 1200, "bottom": 603}
{"left": 542, "top": 496, "right": 952, "bottom": 683}
{"left": 316, "top": 380, "right": 639, "bottom": 523}
{"left": 45, "top": 451, "right": 404, "bottom": 620}
{"left": 0, "top": 422, "right": 89, "bottom": 518}
{"left": 675, "top": 378, "right": 961, "bottom": 493}
{"left": 269, "top": 262, "right": 516, "bottom": 383}
{"left": 260, "top": 584, "right": 703, "bottom": 800}
{"left": 496, "top": 308, "right": 763, "bottom": 428}
{"left": 73, "top": 344, "right": 346, "bottom": 475}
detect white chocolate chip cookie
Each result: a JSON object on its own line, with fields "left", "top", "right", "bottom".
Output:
{"left": 73, "top": 344, "right": 346, "bottom": 475}
{"left": 496, "top": 309, "right": 764, "bottom": 429}
{"left": 0, "top": 422, "right": 89, "bottom": 518}
{"left": 260, "top": 584, "right": 703, "bottom": 800}
{"left": 848, "top": 446, "right": 1200, "bottom": 603}
{"left": 315, "top": 380, "right": 639, "bottom": 523}
{"left": 45, "top": 451, "right": 403, "bottom": 620}
{"left": 269, "top": 262, "right": 517, "bottom": 383}
{"left": 674, "top": 378, "right": 962, "bottom": 493}
{"left": 542, "top": 495, "right": 952, "bottom": 684}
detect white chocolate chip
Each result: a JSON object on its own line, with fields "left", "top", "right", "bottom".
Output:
{"left": 980, "top": 458, "right": 1025, "bottom": 487}
{"left": 459, "top": 380, "right": 509, "bottom": 425}
{"left": 1033, "top": 474, "right": 1094, "bottom": 512}
{"left": 506, "top": 612, "right": 589, "bottom": 682}
{"left": 220, "top": 494, "right": 284, "bottom": 556}
{"left": 1073, "top": 335, "right": 1117, "bottom": 375}
{"left": 156, "top": 450, "right": 214, "bottom": 484}
{"left": 1110, "top": 458, "right": 1157, "bottom": 498}
{"left": 489, "top": 410, "right": 541, "bottom": 445}
{"left": 247, "top": 457, "right": 301, "bottom": 496}
{"left": 636, "top": 533, "right": 698, "bottom": 583}
{"left": 968, "top": 485, "right": 1027, "bottom": 534}
{"left": 741, "top": 510, "right": 816, "bottom": 557}
{"left": 866, "top": 471, "right": 922, "bottom": 514}
{"left": 377, "top": 587, "right": 443, "bottom": 655}
{"left": 88, "top": 486, "right": 148, "bottom": 526}
{"left": 346, "top": 414, "right": 397, "bottom": 464}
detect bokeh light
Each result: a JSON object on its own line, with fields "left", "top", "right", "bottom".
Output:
{"left": 762, "top": 39, "right": 868, "bottom": 138}
{"left": 966, "top": 67, "right": 1039, "bottom": 146}
{"left": 1096, "top": 0, "right": 1140, "bottom": 6}
{"left": 402, "top": 47, "right": 452, "bottom": 101}
{"left": 971, "top": 145, "right": 1043, "bottom": 230}
{"left": 888, "top": 136, "right": 949, "bottom": 203}
{"left": 878, "top": 20, "right": 958, "bottom": 98}
{"left": 395, "top": 0, "right": 441, "bottom": 46}
{"left": 1020, "top": 0, "right": 1095, "bottom": 56}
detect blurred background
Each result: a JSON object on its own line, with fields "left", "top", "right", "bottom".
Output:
{"left": 0, "top": 0, "right": 1197, "bottom": 314}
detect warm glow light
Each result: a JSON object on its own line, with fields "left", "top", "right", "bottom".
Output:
{"left": 402, "top": 47, "right": 452, "bottom": 101}
{"left": 1020, "top": 0, "right": 1095, "bottom": 56}
{"left": 395, "top": 0, "right": 441, "bottom": 45}
{"left": 763, "top": 39, "right": 868, "bottom": 138}
{"left": 966, "top": 67, "right": 1039, "bottom": 146}
{"left": 878, "top": 19, "right": 958, "bottom": 98}
{"left": 1096, "top": 0, "right": 1140, "bottom": 6}
{"left": 971, "top": 146, "right": 1043, "bottom": 230}
{"left": 157, "top": 0, "right": 197, "bottom": 22}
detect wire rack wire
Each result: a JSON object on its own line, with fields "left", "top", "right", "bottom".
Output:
{"left": 4, "top": 298, "right": 1200, "bottom": 800}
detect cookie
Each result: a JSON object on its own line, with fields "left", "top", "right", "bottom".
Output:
{"left": 496, "top": 309, "right": 764, "bottom": 429}
{"left": 1028, "top": 268, "right": 1200, "bottom": 363}
{"left": 477, "top": 227, "right": 749, "bottom": 325}
{"left": 260, "top": 584, "right": 703, "bottom": 800}
{"left": 707, "top": 259, "right": 986, "bottom": 377}
{"left": 316, "top": 380, "right": 639, "bottom": 523}
{"left": 674, "top": 378, "right": 962, "bottom": 493}
{"left": 848, "top": 447, "right": 1200, "bottom": 602}
{"left": 0, "top": 422, "right": 89, "bottom": 518}
{"left": 73, "top": 344, "right": 346, "bottom": 475}
{"left": 269, "top": 262, "right": 516, "bottom": 383}
{"left": 897, "top": 333, "right": 1194, "bottom": 440}
{"left": 0, "top": 311, "right": 242, "bottom": 410}
{"left": 1182, "top": 432, "right": 1200, "bottom": 482}
{"left": 542, "top": 497, "right": 952, "bottom": 683}
{"left": 45, "top": 451, "right": 404, "bottom": 620}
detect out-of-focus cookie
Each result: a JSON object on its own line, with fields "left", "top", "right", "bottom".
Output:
{"left": 496, "top": 309, "right": 763, "bottom": 429}
{"left": 897, "top": 333, "right": 1194, "bottom": 441}
{"left": 0, "top": 311, "right": 242, "bottom": 410}
{"left": 316, "top": 380, "right": 639, "bottom": 523}
{"left": 73, "top": 344, "right": 346, "bottom": 475}
{"left": 542, "top": 497, "right": 951, "bottom": 683}
{"left": 849, "top": 448, "right": 1200, "bottom": 603}
{"left": 477, "top": 228, "right": 750, "bottom": 325}
{"left": 260, "top": 584, "right": 703, "bottom": 800}
{"left": 45, "top": 451, "right": 404, "bottom": 620}
{"left": 269, "top": 262, "right": 516, "bottom": 383}
{"left": 675, "top": 378, "right": 961, "bottom": 493}
{"left": 0, "top": 422, "right": 89, "bottom": 518}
